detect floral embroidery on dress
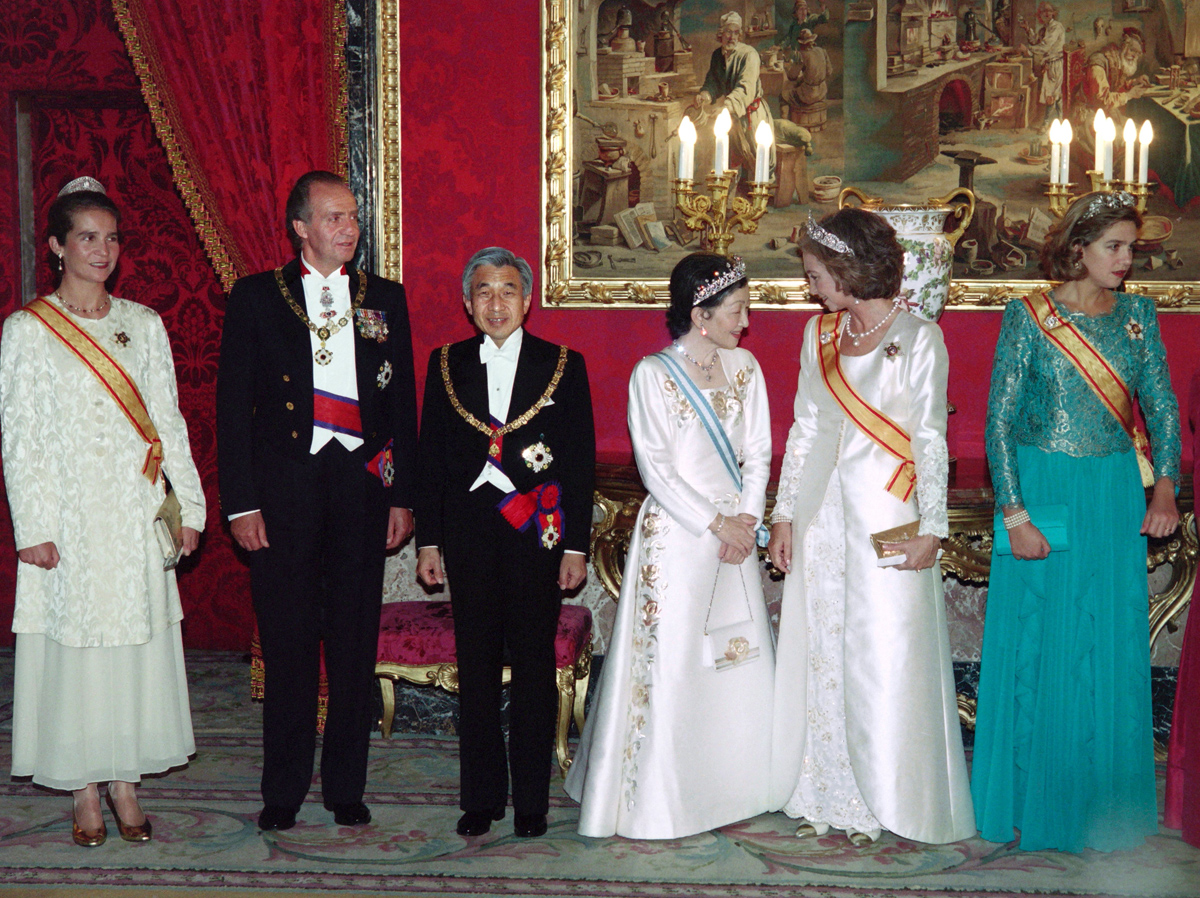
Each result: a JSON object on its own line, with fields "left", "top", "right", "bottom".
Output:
{"left": 1125, "top": 318, "right": 1144, "bottom": 341}
{"left": 662, "top": 377, "right": 696, "bottom": 425}
{"left": 623, "top": 504, "right": 668, "bottom": 811}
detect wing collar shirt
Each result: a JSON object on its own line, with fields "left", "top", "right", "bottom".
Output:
{"left": 469, "top": 327, "right": 522, "bottom": 495}
{"left": 301, "top": 256, "right": 363, "bottom": 454}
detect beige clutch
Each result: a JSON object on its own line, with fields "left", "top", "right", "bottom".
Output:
{"left": 154, "top": 486, "right": 184, "bottom": 571}
{"left": 869, "top": 521, "right": 919, "bottom": 568}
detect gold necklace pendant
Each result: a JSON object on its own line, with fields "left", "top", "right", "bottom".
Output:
{"left": 315, "top": 346, "right": 333, "bottom": 366}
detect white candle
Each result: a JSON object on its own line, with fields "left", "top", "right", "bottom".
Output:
{"left": 1123, "top": 118, "right": 1136, "bottom": 183}
{"left": 753, "top": 119, "right": 773, "bottom": 182}
{"left": 677, "top": 116, "right": 696, "bottom": 180}
{"left": 1102, "top": 116, "right": 1115, "bottom": 181}
{"left": 1138, "top": 120, "right": 1153, "bottom": 185}
{"left": 1093, "top": 108, "right": 1106, "bottom": 173}
{"left": 1049, "top": 119, "right": 1062, "bottom": 185}
{"left": 714, "top": 109, "right": 732, "bottom": 175}
{"left": 1060, "top": 119, "right": 1073, "bottom": 184}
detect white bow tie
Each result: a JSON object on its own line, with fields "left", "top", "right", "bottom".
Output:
{"left": 479, "top": 338, "right": 519, "bottom": 365}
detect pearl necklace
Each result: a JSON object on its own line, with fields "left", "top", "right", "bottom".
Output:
{"left": 843, "top": 297, "right": 901, "bottom": 345}
{"left": 53, "top": 291, "right": 110, "bottom": 317}
{"left": 673, "top": 342, "right": 719, "bottom": 382}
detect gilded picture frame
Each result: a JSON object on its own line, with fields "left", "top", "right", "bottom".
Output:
{"left": 542, "top": 0, "right": 1200, "bottom": 312}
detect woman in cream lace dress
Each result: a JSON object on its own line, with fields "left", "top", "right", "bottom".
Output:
{"left": 0, "top": 178, "right": 205, "bottom": 845}
{"left": 565, "top": 252, "right": 774, "bottom": 839}
{"left": 768, "top": 208, "right": 974, "bottom": 846}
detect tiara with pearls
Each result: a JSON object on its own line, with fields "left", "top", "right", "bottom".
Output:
{"left": 58, "top": 176, "right": 106, "bottom": 197}
{"left": 804, "top": 213, "right": 854, "bottom": 256}
{"left": 1078, "top": 190, "right": 1134, "bottom": 222}
{"left": 693, "top": 256, "right": 747, "bottom": 305}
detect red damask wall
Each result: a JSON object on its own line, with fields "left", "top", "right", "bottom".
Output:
{"left": 0, "top": 2, "right": 246, "bottom": 649}
{"left": 0, "top": 1, "right": 1195, "bottom": 650}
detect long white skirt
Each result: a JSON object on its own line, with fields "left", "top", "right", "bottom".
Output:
{"left": 11, "top": 622, "right": 195, "bottom": 790}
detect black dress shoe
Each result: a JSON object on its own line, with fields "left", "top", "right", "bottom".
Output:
{"left": 324, "top": 801, "right": 371, "bottom": 826}
{"left": 514, "top": 813, "right": 548, "bottom": 838}
{"left": 258, "top": 805, "right": 297, "bottom": 831}
{"left": 456, "top": 809, "right": 504, "bottom": 836}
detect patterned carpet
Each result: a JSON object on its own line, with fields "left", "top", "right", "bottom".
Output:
{"left": 0, "top": 651, "right": 1197, "bottom": 897}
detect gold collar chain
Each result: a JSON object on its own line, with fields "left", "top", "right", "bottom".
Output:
{"left": 440, "top": 343, "right": 569, "bottom": 455}
{"left": 274, "top": 268, "right": 368, "bottom": 366}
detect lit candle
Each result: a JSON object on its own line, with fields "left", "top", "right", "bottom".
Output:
{"left": 1102, "top": 116, "right": 1115, "bottom": 181}
{"left": 1138, "top": 120, "right": 1153, "bottom": 185}
{"left": 753, "top": 119, "right": 773, "bottom": 182}
{"left": 714, "top": 109, "right": 732, "bottom": 175}
{"left": 1060, "top": 119, "right": 1073, "bottom": 184}
{"left": 678, "top": 116, "right": 696, "bottom": 180}
{"left": 1093, "top": 108, "right": 1106, "bottom": 173}
{"left": 1123, "top": 118, "right": 1136, "bottom": 183}
{"left": 1049, "top": 119, "right": 1062, "bottom": 185}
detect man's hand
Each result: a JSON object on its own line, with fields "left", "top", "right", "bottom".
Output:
{"left": 18, "top": 541, "right": 59, "bottom": 570}
{"left": 559, "top": 553, "right": 588, "bottom": 591}
{"left": 230, "top": 511, "right": 269, "bottom": 552}
{"left": 181, "top": 527, "right": 201, "bottom": 556}
{"left": 417, "top": 546, "right": 445, "bottom": 586}
{"left": 386, "top": 507, "right": 414, "bottom": 549}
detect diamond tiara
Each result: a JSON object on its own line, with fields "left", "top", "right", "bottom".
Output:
{"left": 58, "top": 176, "right": 106, "bottom": 197}
{"left": 1078, "top": 190, "right": 1134, "bottom": 222}
{"left": 804, "top": 214, "right": 855, "bottom": 256}
{"left": 693, "top": 256, "right": 747, "bottom": 305}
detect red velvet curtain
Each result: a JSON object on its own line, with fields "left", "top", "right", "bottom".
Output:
{"left": 110, "top": 0, "right": 348, "bottom": 289}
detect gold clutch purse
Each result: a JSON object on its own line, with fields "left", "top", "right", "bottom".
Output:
{"left": 154, "top": 485, "right": 184, "bottom": 571}
{"left": 869, "top": 521, "right": 919, "bottom": 566}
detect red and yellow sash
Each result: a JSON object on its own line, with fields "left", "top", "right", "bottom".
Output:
{"left": 1019, "top": 292, "right": 1155, "bottom": 487}
{"left": 25, "top": 298, "right": 163, "bottom": 484}
{"left": 817, "top": 312, "right": 916, "bottom": 502}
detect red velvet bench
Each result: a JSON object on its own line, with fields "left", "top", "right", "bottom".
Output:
{"left": 251, "top": 601, "right": 594, "bottom": 775}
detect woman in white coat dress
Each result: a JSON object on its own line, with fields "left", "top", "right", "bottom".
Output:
{"left": 0, "top": 178, "right": 205, "bottom": 846}
{"left": 767, "top": 209, "right": 974, "bottom": 846}
{"left": 565, "top": 253, "right": 774, "bottom": 839}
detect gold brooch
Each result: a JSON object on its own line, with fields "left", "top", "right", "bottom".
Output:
{"left": 1125, "top": 319, "right": 1144, "bottom": 341}
{"left": 114, "top": 331, "right": 130, "bottom": 346}
{"left": 883, "top": 340, "right": 901, "bottom": 361}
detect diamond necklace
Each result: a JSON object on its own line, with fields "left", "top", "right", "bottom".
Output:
{"left": 843, "top": 297, "right": 902, "bottom": 345}
{"left": 673, "top": 341, "right": 719, "bottom": 381}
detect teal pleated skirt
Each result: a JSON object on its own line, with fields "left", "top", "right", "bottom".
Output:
{"left": 972, "top": 446, "right": 1157, "bottom": 852}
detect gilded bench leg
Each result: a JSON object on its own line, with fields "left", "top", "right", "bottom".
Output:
{"left": 572, "top": 644, "right": 593, "bottom": 738}
{"left": 555, "top": 666, "right": 576, "bottom": 776}
{"left": 378, "top": 674, "right": 396, "bottom": 739}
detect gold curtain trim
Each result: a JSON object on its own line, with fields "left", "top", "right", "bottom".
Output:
{"left": 323, "top": 0, "right": 350, "bottom": 180}
{"left": 110, "top": 0, "right": 245, "bottom": 291}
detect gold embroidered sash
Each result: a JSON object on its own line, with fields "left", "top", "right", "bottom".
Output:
{"left": 817, "top": 312, "right": 916, "bottom": 502}
{"left": 1020, "top": 292, "right": 1155, "bottom": 487}
{"left": 440, "top": 343, "right": 569, "bottom": 457}
{"left": 25, "top": 298, "right": 163, "bottom": 484}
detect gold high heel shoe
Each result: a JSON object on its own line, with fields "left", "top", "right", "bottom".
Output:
{"left": 72, "top": 807, "right": 107, "bottom": 847}
{"left": 105, "top": 789, "right": 152, "bottom": 842}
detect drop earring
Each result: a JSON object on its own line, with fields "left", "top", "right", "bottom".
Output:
{"left": 701, "top": 326, "right": 708, "bottom": 337}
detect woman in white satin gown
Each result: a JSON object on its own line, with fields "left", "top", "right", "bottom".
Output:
{"left": 767, "top": 209, "right": 974, "bottom": 846}
{"left": 565, "top": 253, "right": 775, "bottom": 839}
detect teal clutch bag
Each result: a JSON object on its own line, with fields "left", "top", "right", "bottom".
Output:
{"left": 992, "top": 504, "right": 1070, "bottom": 555}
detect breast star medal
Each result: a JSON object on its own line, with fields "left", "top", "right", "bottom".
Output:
{"left": 377, "top": 360, "right": 393, "bottom": 388}
{"left": 113, "top": 331, "right": 130, "bottom": 347}
{"left": 522, "top": 440, "right": 553, "bottom": 472}
{"left": 1125, "top": 318, "right": 1144, "bottom": 341}
{"left": 883, "top": 340, "right": 901, "bottom": 361}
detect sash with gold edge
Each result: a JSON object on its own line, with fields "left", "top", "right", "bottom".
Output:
{"left": 25, "top": 298, "right": 163, "bottom": 484}
{"left": 1019, "top": 292, "right": 1155, "bottom": 487}
{"left": 817, "top": 312, "right": 916, "bottom": 502}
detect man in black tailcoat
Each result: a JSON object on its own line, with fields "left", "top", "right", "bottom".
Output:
{"left": 415, "top": 247, "right": 595, "bottom": 839}
{"left": 217, "top": 170, "right": 418, "bottom": 831}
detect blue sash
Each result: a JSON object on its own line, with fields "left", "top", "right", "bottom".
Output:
{"left": 655, "top": 349, "right": 769, "bottom": 546}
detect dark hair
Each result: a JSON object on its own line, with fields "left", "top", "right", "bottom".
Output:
{"left": 462, "top": 246, "right": 534, "bottom": 297}
{"left": 666, "top": 252, "right": 748, "bottom": 339}
{"left": 797, "top": 207, "right": 903, "bottom": 300}
{"left": 285, "top": 170, "right": 348, "bottom": 252}
{"left": 1039, "top": 192, "right": 1142, "bottom": 281}
{"left": 47, "top": 189, "right": 121, "bottom": 280}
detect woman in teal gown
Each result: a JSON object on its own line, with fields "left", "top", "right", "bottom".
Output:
{"left": 972, "top": 192, "right": 1181, "bottom": 852}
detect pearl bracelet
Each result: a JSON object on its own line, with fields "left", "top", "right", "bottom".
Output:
{"left": 713, "top": 514, "right": 725, "bottom": 535}
{"left": 1002, "top": 508, "right": 1031, "bottom": 530}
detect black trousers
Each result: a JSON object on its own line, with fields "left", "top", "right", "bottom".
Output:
{"left": 250, "top": 440, "right": 389, "bottom": 809}
{"left": 444, "top": 487, "right": 562, "bottom": 816}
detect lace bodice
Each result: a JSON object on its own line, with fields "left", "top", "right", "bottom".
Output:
{"left": 986, "top": 293, "right": 1181, "bottom": 508}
